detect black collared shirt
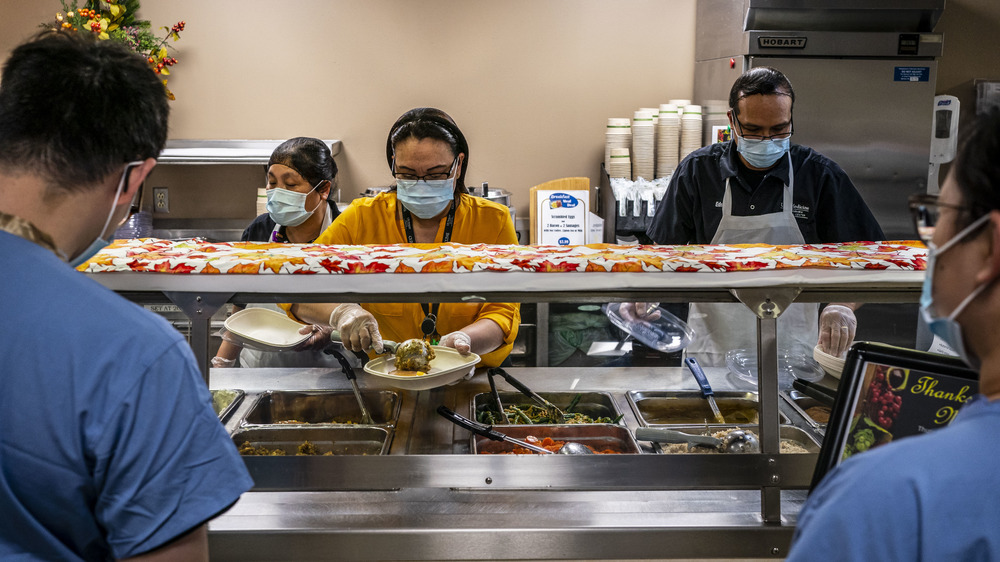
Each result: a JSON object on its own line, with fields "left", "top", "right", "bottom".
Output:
{"left": 646, "top": 141, "right": 885, "bottom": 244}
{"left": 241, "top": 200, "right": 341, "bottom": 243}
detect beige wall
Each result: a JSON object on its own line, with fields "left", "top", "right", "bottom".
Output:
{"left": 7, "top": 1, "right": 1000, "bottom": 225}
{"left": 5, "top": 1, "right": 697, "bottom": 223}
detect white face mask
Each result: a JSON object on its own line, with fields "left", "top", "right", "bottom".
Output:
{"left": 69, "top": 161, "right": 143, "bottom": 267}
{"left": 919, "top": 213, "right": 992, "bottom": 369}
{"left": 266, "top": 181, "right": 323, "bottom": 227}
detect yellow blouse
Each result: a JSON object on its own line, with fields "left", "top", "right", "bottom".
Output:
{"left": 298, "top": 191, "right": 520, "bottom": 368}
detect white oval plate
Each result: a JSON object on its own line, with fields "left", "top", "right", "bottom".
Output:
{"left": 364, "top": 346, "right": 480, "bottom": 391}
{"left": 222, "top": 308, "right": 310, "bottom": 351}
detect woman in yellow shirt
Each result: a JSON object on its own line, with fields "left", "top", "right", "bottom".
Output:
{"left": 288, "top": 108, "right": 519, "bottom": 368}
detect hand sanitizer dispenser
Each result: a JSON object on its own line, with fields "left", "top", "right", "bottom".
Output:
{"left": 928, "top": 95, "right": 960, "bottom": 195}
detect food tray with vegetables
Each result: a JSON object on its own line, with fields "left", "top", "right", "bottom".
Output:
{"left": 781, "top": 390, "right": 832, "bottom": 430}
{"left": 239, "top": 390, "right": 400, "bottom": 427}
{"left": 233, "top": 426, "right": 391, "bottom": 457}
{"left": 211, "top": 389, "right": 244, "bottom": 423}
{"left": 627, "top": 390, "right": 789, "bottom": 426}
{"left": 636, "top": 425, "right": 820, "bottom": 455}
{"left": 473, "top": 391, "right": 624, "bottom": 426}
{"left": 472, "top": 424, "right": 640, "bottom": 455}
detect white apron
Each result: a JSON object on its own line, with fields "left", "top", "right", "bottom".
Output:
{"left": 239, "top": 207, "right": 344, "bottom": 368}
{"left": 685, "top": 154, "right": 819, "bottom": 367}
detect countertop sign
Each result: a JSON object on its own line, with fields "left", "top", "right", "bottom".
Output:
{"left": 537, "top": 191, "right": 588, "bottom": 246}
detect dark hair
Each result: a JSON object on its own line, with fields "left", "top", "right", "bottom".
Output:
{"left": 729, "top": 67, "right": 795, "bottom": 116}
{"left": 385, "top": 107, "right": 469, "bottom": 193}
{"left": 0, "top": 31, "right": 169, "bottom": 193}
{"left": 951, "top": 107, "right": 1000, "bottom": 231}
{"left": 268, "top": 137, "right": 338, "bottom": 200}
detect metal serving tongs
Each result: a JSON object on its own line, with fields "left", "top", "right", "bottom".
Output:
{"left": 485, "top": 369, "right": 510, "bottom": 424}
{"left": 489, "top": 367, "right": 568, "bottom": 422}
{"left": 323, "top": 347, "right": 374, "bottom": 424}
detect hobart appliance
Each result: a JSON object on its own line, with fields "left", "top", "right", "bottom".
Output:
{"left": 694, "top": 0, "right": 945, "bottom": 239}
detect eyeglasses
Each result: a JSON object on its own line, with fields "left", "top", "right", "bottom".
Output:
{"left": 119, "top": 161, "right": 144, "bottom": 226}
{"left": 908, "top": 193, "right": 980, "bottom": 244}
{"left": 731, "top": 113, "right": 794, "bottom": 141}
{"left": 393, "top": 157, "right": 458, "bottom": 182}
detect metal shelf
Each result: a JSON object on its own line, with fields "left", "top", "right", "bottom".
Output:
{"left": 158, "top": 139, "right": 342, "bottom": 164}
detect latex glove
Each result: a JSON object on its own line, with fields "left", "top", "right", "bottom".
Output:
{"left": 211, "top": 356, "right": 236, "bottom": 368}
{"left": 329, "top": 303, "right": 383, "bottom": 353}
{"left": 818, "top": 304, "right": 857, "bottom": 358}
{"left": 296, "top": 323, "right": 334, "bottom": 351}
{"left": 439, "top": 330, "right": 472, "bottom": 355}
{"left": 618, "top": 302, "right": 662, "bottom": 323}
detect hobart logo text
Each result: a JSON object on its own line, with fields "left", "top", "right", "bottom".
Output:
{"left": 758, "top": 37, "right": 807, "bottom": 49}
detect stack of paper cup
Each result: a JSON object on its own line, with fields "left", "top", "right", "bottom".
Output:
{"left": 631, "top": 110, "right": 655, "bottom": 181}
{"left": 607, "top": 148, "right": 631, "bottom": 179}
{"left": 702, "top": 100, "right": 730, "bottom": 146}
{"left": 656, "top": 104, "right": 680, "bottom": 178}
{"left": 669, "top": 99, "right": 692, "bottom": 109}
{"left": 605, "top": 118, "right": 632, "bottom": 174}
{"left": 680, "top": 104, "right": 704, "bottom": 161}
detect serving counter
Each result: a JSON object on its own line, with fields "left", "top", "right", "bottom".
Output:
{"left": 83, "top": 240, "right": 924, "bottom": 560}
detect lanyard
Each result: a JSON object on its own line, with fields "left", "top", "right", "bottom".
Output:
{"left": 402, "top": 202, "right": 456, "bottom": 243}
{"left": 402, "top": 202, "right": 456, "bottom": 343}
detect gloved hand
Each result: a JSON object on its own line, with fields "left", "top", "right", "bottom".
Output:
{"left": 296, "top": 323, "right": 334, "bottom": 351}
{"left": 329, "top": 303, "right": 383, "bottom": 353}
{"left": 440, "top": 330, "right": 472, "bottom": 355}
{"left": 618, "top": 302, "right": 662, "bottom": 323}
{"left": 211, "top": 356, "right": 236, "bottom": 368}
{"left": 818, "top": 304, "right": 857, "bottom": 358}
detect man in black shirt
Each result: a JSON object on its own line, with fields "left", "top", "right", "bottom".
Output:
{"left": 646, "top": 67, "right": 884, "bottom": 366}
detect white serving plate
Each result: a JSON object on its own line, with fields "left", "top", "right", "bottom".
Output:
{"left": 363, "top": 346, "right": 480, "bottom": 391}
{"left": 223, "top": 308, "right": 310, "bottom": 352}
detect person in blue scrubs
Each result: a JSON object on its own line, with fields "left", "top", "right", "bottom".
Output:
{"left": 0, "top": 32, "right": 253, "bottom": 560}
{"left": 787, "top": 108, "right": 1000, "bottom": 560}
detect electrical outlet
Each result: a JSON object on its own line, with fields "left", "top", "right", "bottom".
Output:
{"left": 153, "top": 187, "right": 169, "bottom": 213}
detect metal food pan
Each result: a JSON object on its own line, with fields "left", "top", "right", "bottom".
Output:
{"left": 211, "top": 389, "right": 244, "bottom": 423}
{"left": 472, "top": 391, "right": 622, "bottom": 426}
{"left": 473, "top": 424, "right": 640, "bottom": 454}
{"left": 782, "top": 390, "right": 832, "bottom": 428}
{"left": 239, "top": 390, "right": 400, "bottom": 426}
{"left": 232, "top": 426, "right": 391, "bottom": 456}
{"left": 626, "top": 390, "right": 789, "bottom": 426}
{"left": 640, "top": 424, "right": 820, "bottom": 454}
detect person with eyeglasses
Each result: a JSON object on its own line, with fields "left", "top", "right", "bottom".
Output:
{"left": 0, "top": 31, "right": 252, "bottom": 560}
{"left": 644, "top": 67, "right": 884, "bottom": 367}
{"left": 212, "top": 137, "right": 344, "bottom": 368}
{"left": 284, "top": 108, "right": 520, "bottom": 368}
{"left": 787, "top": 108, "right": 1000, "bottom": 561}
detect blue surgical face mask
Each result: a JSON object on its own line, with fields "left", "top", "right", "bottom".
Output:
{"left": 266, "top": 181, "right": 323, "bottom": 227}
{"left": 920, "top": 213, "right": 992, "bottom": 369}
{"left": 395, "top": 159, "right": 459, "bottom": 219}
{"left": 736, "top": 135, "right": 790, "bottom": 169}
{"left": 69, "top": 161, "right": 143, "bottom": 267}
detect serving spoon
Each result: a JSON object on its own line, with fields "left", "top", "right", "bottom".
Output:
{"left": 437, "top": 406, "right": 593, "bottom": 455}
{"left": 634, "top": 427, "right": 760, "bottom": 453}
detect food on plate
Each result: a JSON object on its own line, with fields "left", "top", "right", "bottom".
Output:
{"left": 394, "top": 338, "right": 435, "bottom": 372}
{"left": 238, "top": 440, "right": 335, "bottom": 456}
{"left": 804, "top": 406, "right": 831, "bottom": 424}
{"left": 482, "top": 435, "right": 619, "bottom": 455}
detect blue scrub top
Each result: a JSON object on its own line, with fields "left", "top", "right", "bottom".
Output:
{"left": 788, "top": 395, "right": 1000, "bottom": 561}
{"left": 0, "top": 231, "right": 253, "bottom": 560}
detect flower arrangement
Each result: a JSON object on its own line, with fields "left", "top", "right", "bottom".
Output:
{"left": 45, "top": 1, "right": 186, "bottom": 99}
